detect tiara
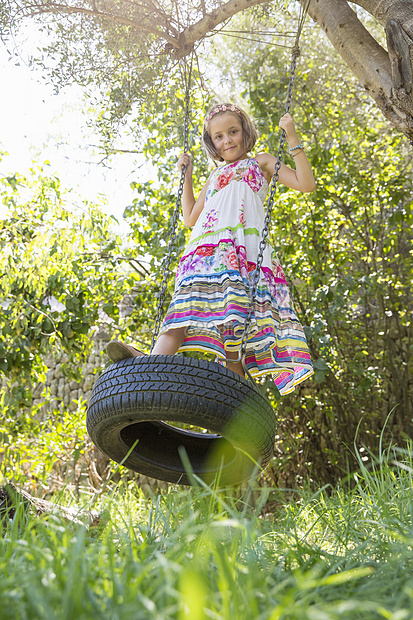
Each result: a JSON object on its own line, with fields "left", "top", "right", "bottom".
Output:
{"left": 204, "top": 104, "right": 241, "bottom": 127}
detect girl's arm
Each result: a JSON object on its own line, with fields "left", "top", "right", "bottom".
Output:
{"left": 256, "top": 113, "right": 316, "bottom": 193}
{"left": 177, "top": 152, "right": 211, "bottom": 227}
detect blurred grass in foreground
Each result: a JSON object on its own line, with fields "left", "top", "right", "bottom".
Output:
{"left": 1, "top": 441, "right": 413, "bottom": 619}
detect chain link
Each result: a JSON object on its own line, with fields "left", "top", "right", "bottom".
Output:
{"left": 239, "top": 48, "right": 300, "bottom": 361}
{"left": 151, "top": 60, "right": 192, "bottom": 352}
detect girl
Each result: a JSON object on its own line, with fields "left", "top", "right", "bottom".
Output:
{"left": 107, "top": 103, "right": 315, "bottom": 394}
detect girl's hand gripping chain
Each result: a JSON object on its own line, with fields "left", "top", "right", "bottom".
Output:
{"left": 278, "top": 112, "right": 297, "bottom": 139}
{"left": 278, "top": 113, "right": 308, "bottom": 160}
{"left": 177, "top": 152, "right": 193, "bottom": 175}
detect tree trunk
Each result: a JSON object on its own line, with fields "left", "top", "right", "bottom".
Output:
{"left": 303, "top": 0, "right": 413, "bottom": 142}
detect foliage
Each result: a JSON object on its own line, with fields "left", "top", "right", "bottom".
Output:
{"left": 0, "top": 160, "right": 146, "bottom": 411}
{"left": 238, "top": 23, "right": 413, "bottom": 484}
{"left": 1, "top": 1, "right": 206, "bottom": 149}
{"left": 0, "top": 397, "right": 91, "bottom": 495}
{"left": 0, "top": 3, "right": 411, "bottom": 492}
{"left": 4, "top": 0, "right": 411, "bottom": 146}
{"left": 2, "top": 443, "right": 413, "bottom": 618}
{"left": 123, "top": 79, "right": 212, "bottom": 320}
{"left": 121, "top": 16, "right": 413, "bottom": 486}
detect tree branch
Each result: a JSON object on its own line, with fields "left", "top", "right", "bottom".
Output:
{"left": 21, "top": 1, "right": 180, "bottom": 47}
{"left": 305, "top": 0, "right": 391, "bottom": 96}
{"left": 178, "top": 0, "right": 277, "bottom": 54}
{"left": 303, "top": 0, "right": 413, "bottom": 140}
{"left": 10, "top": 0, "right": 413, "bottom": 140}
{"left": 387, "top": 18, "right": 412, "bottom": 93}
{"left": 349, "top": 0, "right": 413, "bottom": 33}
{"left": 0, "top": 484, "right": 103, "bottom": 530}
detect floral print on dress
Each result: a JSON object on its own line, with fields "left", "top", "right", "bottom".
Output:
{"left": 237, "top": 165, "right": 263, "bottom": 193}
{"left": 205, "top": 159, "right": 266, "bottom": 206}
{"left": 176, "top": 253, "right": 205, "bottom": 283}
{"left": 221, "top": 246, "right": 239, "bottom": 271}
{"left": 216, "top": 169, "right": 235, "bottom": 191}
{"left": 177, "top": 157, "right": 287, "bottom": 293}
{"left": 177, "top": 240, "right": 251, "bottom": 284}
{"left": 239, "top": 201, "right": 246, "bottom": 226}
{"left": 271, "top": 254, "right": 287, "bottom": 282}
{"left": 202, "top": 208, "right": 218, "bottom": 232}
{"left": 195, "top": 245, "right": 215, "bottom": 257}
{"left": 237, "top": 246, "right": 250, "bottom": 280}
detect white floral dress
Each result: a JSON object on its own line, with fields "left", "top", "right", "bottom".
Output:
{"left": 159, "top": 157, "right": 313, "bottom": 394}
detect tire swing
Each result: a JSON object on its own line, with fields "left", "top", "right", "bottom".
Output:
{"left": 87, "top": 7, "right": 310, "bottom": 486}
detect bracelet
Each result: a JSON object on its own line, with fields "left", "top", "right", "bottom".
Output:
{"left": 292, "top": 150, "right": 305, "bottom": 157}
{"left": 288, "top": 143, "right": 304, "bottom": 153}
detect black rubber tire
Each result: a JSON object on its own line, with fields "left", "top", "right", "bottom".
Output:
{"left": 86, "top": 355, "right": 276, "bottom": 485}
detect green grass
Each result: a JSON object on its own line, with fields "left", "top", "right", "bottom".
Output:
{"left": 2, "top": 444, "right": 413, "bottom": 619}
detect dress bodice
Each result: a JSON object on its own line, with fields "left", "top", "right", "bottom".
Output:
{"left": 205, "top": 158, "right": 268, "bottom": 206}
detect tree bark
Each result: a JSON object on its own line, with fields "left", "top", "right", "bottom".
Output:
{"left": 301, "top": 0, "right": 413, "bottom": 142}
{"left": 177, "top": 0, "right": 273, "bottom": 54}
{"left": 386, "top": 18, "right": 412, "bottom": 93}
{"left": 352, "top": 0, "right": 413, "bottom": 30}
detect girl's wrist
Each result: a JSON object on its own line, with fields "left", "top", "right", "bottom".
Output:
{"left": 288, "top": 142, "right": 304, "bottom": 154}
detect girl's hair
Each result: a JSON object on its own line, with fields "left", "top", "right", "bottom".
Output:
{"left": 202, "top": 103, "right": 259, "bottom": 162}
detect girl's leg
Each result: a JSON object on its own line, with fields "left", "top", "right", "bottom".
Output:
{"left": 151, "top": 326, "right": 187, "bottom": 355}
{"left": 155, "top": 329, "right": 246, "bottom": 376}
{"left": 154, "top": 330, "right": 246, "bottom": 377}
{"left": 107, "top": 327, "right": 187, "bottom": 362}
{"left": 225, "top": 350, "right": 245, "bottom": 378}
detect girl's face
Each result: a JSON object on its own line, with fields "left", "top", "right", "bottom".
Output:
{"left": 209, "top": 112, "right": 248, "bottom": 163}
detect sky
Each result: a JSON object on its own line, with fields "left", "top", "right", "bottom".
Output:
{"left": 0, "top": 39, "right": 148, "bottom": 232}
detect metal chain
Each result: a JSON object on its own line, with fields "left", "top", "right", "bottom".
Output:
{"left": 150, "top": 0, "right": 310, "bottom": 357}
{"left": 238, "top": 0, "right": 313, "bottom": 365}
{"left": 239, "top": 46, "right": 301, "bottom": 361}
{"left": 151, "top": 58, "right": 193, "bottom": 352}
{"left": 238, "top": 0, "right": 313, "bottom": 363}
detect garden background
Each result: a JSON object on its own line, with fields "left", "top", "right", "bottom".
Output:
{"left": 0, "top": 1, "right": 412, "bottom": 617}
